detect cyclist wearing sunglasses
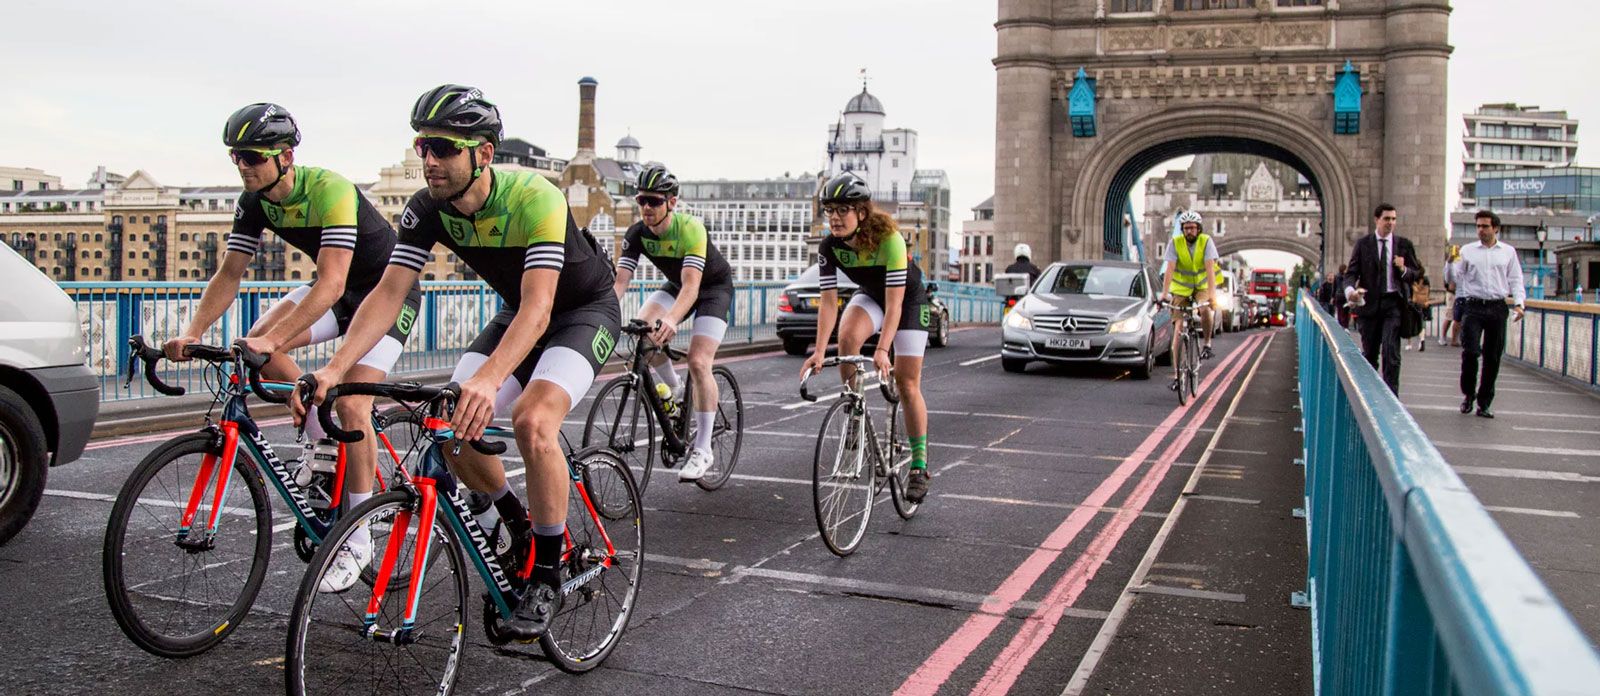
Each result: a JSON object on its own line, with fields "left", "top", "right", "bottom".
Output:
{"left": 167, "top": 103, "right": 423, "bottom": 593}
{"left": 799, "top": 172, "right": 932, "bottom": 504}
{"left": 296, "top": 85, "right": 620, "bottom": 641}
{"left": 612, "top": 164, "right": 734, "bottom": 482}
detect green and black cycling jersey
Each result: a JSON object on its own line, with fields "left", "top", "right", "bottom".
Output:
{"left": 817, "top": 229, "right": 927, "bottom": 309}
{"left": 617, "top": 212, "right": 732, "bottom": 288}
{"left": 388, "top": 169, "right": 614, "bottom": 312}
{"left": 227, "top": 165, "right": 396, "bottom": 302}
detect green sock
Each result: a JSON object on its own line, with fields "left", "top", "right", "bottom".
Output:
{"left": 909, "top": 435, "right": 928, "bottom": 470}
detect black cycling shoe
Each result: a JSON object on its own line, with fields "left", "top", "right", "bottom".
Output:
{"left": 905, "top": 468, "right": 930, "bottom": 504}
{"left": 1170, "top": 377, "right": 1181, "bottom": 392}
{"left": 1200, "top": 345, "right": 1214, "bottom": 361}
{"left": 501, "top": 581, "right": 563, "bottom": 642}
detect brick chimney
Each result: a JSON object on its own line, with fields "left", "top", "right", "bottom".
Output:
{"left": 577, "top": 76, "right": 597, "bottom": 155}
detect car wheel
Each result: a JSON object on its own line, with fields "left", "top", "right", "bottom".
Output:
{"left": 1133, "top": 339, "right": 1154, "bottom": 380}
{"left": 1001, "top": 357, "right": 1028, "bottom": 374}
{"left": 929, "top": 309, "right": 950, "bottom": 348}
{"left": 782, "top": 337, "right": 810, "bottom": 356}
{"left": 0, "top": 384, "right": 49, "bottom": 546}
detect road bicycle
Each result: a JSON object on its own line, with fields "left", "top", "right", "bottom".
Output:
{"left": 799, "top": 355, "right": 919, "bottom": 557}
{"left": 103, "top": 335, "right": 420, "bottom": 658}
{"left": 284, "top": 379, "right": 642, "bottom": 694}
{"left": 582, "top": 319, "right": 744, "bottom": 494}
{"left": 1168, "top": 302, "right": 1207, "bottom": 406}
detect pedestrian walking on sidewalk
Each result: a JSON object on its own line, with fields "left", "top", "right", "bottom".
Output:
{"left": 1407, "top": 273, "right": 1431, "bottom": 352}
{"left": 1445, "top": 209, "right": 1527, "bottom": 418}
{"left": 1439, "top": 244, "right": 1461, "bottom": 346}
{"left": 1333, "top": 263, "right": 1351, "bottom": 329}
{"left": 1341, "top": 203, "right": 1421, "bottom": 394}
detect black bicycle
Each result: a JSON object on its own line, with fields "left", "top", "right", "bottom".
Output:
{"left": 103, "top": 336, "right": 421, "bottom": 658}
{"left": 1168, "top": 302, "right": 1206, "bottom": 405}
{"left": 286, "top": 380, "right": 642, "bottom": 693}
{"left": 582, "top": 319, "right": 744, "bottom": 494}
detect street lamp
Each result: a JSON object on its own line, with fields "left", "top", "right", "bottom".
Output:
{"left": 1536, "top": 219, "right": 1549, "bottom": 299}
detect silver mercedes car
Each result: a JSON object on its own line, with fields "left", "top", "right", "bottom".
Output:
{"left": 1000, "top": 260, "right": 1172, "bottom": 378}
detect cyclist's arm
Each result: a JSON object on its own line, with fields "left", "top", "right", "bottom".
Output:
{"left": 612, "top": 266, "right": 634, "bottom": 300}
{"left": 613, "top": 224, "right": 642, "bottom": 299}
{"left": 665, "top": 266, "right": 702, "bottom": 325}
{"left": 259, "top": 247, "right": 351, "bottom": 347}
{"left": 1162, "top": 260, "right": 1178, "bottom": 297}
{"left": 879, "top": 285, "right": 905, "bottom": 349}
{"left": 814, "top": 288, "right": 840, "bottom": 351}
{"left": 182, "top": 251, "right": 252, "bottom": 339}
{"left": 879, "top": 232, "right": 909, "bottom": 346}
{"left": 475, "top": 267, "right": 557, "bottom": 387}
{"left": 1204, "top": 259, "right": 1218, "bottom": 304}
{"left": 321, "top": 265, "right": 416, "bottom": 376}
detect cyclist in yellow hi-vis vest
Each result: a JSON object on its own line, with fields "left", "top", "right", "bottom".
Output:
{"left": 1162, "top": 210, "right": 1218, "bottom": 387}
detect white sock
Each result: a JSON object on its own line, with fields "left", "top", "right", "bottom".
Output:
{"left": 346, "top": 491, "right": 373, "bottom": 551}
{"left": 653, "top": 359, "right": 680, "bottom": 392}
{"left": 693, "top": 411, "right": 714, "bottom": 451}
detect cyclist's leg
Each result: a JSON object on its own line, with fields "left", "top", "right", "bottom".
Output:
{"left": 838, "top": 294, "right": 882, "bottom": 386}
{"left": 638, "top": 288, "right": 680, "bottom": 391}
{"left": 1199, "top": 290, "right": 1215, "bottom": 354}
{"left": 443, "top": 312, "right": 534, "bottom": 539}
{"left": 247, "top": 284, "right": 330, "bottom": 433}
{"left": 1169, "top": 295, "right": 1189, "bottom": 380}
{"left": 686, "top": 286, "right": 731, "bottom": 454}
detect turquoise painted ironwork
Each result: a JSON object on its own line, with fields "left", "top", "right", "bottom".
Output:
{"left": 1068, "top": 67, "right": 1097, "bottom": 138}
{"left": 1297, "top": 294, "right": 1600, "bottom": 695}
{"left": 1333, "top": 61, "right": 1362, "bottom": 135}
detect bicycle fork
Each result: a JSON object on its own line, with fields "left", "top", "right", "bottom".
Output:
{"left": 360, "top": 476, "right": 439, "bottom": 645}
{"left": 177, "top": 422, "right": 241, "bottom": 549}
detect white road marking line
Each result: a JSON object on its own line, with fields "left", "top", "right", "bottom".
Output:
{"left": 1454, "top": 466, "right": 1600, "bottom": 483}
{"left": 1406, "top": 404, "right": 1600, "bottom": 420}
{"left": 1212, "top": 448, "right": 1268, "bottom": 455}
{"left": 782, "top": 380, "right": 879, "bottom": 410}
{"left": 44, "top": 488, "right": 257, "bottom": 517}
{"left": 1129, "top": 584, "right": 1246, "bottom": 603}
{"left": 939, "top": 493, "right": 1168, "bottom": 519}
{"left": 1484, "top": 506, "right": 1581, "bottom": 519}
{"left": 960, "top": 353, "right": 1003, "bottom": 367}
{"left": 1434, "top": 441, "right": 1600, "bottom": 457}
{"left": 1514, "top": 425, "right": 1600, "bottom": 435}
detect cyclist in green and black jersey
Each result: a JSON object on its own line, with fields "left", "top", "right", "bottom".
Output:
{"left": 612, "top": 164, "right": 735, "bottom": 482}
{"left": 799, "top": 172, "right": 933, "bottom": 503}
{"left": 165, "top": 103, "right": 422, "bottom": 593}
{"left": 297, "top": 85, "right": 620, "bottom": 641}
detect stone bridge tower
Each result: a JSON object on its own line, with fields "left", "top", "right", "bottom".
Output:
{"left": 994, "top": 0, "right": 1452, "bottom": 271}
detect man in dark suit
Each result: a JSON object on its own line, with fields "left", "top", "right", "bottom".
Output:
{"left": 1341, "top": 203, "right": 1421, "bottom": 394}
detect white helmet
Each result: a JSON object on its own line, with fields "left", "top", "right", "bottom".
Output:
{"left": 1014, "top": 243, "right": 1032, "bottom": 260}
{"left": 1176, "top": 210, "right": 1203, "bottom": 227}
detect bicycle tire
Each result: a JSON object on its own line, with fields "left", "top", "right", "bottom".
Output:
{"left": 686, "top": 366, "right": 745, "bottom": 491}
{"left": 812, "top": 398, "right": 875, "bottom": 557}
{"left": 583, "top": 375, "right": 656, "bottom": 497}
{"left": 285, "top": 490, "right": 469, "bottom": 696}
{"left": 103, "top": 431, "right": 273, "bottom": 658}
{"left": 541, "top": 446, "right": 644, "bottom": 673}
{"left": 886, "top": 400, "right": 920, "bottom": 520}
{"left": 1184, "top": 333, "right": 1200, "bottom": 400}
{"left": 1174, "top": 337, "right": 1189, "bottom": 407}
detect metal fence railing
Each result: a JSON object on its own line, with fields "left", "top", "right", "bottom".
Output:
{"left": 1424, "top": 299, "right": 1598, "bottom": 391}
{"left": 67, "top": 280, "right": 791, "bottom": 402}
{"left": 938, "top": 281, "right": 1005, "bottom": 325}
{"left": 1296, "top": 294, "right": 1600, "bottom": 695}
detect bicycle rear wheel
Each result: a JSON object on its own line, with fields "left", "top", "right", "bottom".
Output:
{"left": 286, "top": 490, "right": 468, "bottom": 696}
{"left": 812, "top": 399, "right": 875, "bottom": 557}
{"left": 884, "top": 400, "right": 920, "bottom": 520}
{"left": 1173, "top": 337, "right": 1189, "bottom": 406}
{"left": 1184, "top": 333, "right": 1200, "bottom": 400}
{"left": 583, "top": 375, "right": 656, "bottom": 497}
{"left": 685, "top": 366, "right": 744, "bottom": 491}
{"left": 103, "top": 432, "right": 273, "bottom": 658}
{"left": 542, "top": 446, "right": 644, "bottom": 673}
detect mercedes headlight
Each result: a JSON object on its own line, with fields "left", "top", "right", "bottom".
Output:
{"left": 1107, "top": 316, "right": 1143, "bottom": 334}
{"left": 1005, "top": 311, "right": 1033, "bottom": 330}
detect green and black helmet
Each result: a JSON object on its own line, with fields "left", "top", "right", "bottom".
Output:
{"left": 820, "top": 172, "right": 871, "bottom": 204}
{"left": 223, "top": 103, "right": 300, "bottom": 148}
{"left": 636, "top": 164, "right": 679, "bottom": 196}
{"left": 410, "top": 84, "right": 502, "bottom": 143}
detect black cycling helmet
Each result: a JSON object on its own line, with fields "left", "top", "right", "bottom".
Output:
{"left": 636, "top": 164, "right": 679, "bottom": 196}
{"left": 820, "top": 172, "right": 871, "bottom": 205}
{"left": 223, "top": 103, "right": 300, "bottom": 148}
{"left": 410, "top": 84, "right": 502, "bottom": 143}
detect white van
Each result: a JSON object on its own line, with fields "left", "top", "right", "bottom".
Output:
{"left": 0, "top": 243, "right": 98, "bottom": 544}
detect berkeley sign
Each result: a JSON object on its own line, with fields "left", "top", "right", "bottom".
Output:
{"left": 1500, "top": 178, "right": 1547, "bottom": 194}
{"left": 1479, "top": 175, "right": 1578, "bottom": 199}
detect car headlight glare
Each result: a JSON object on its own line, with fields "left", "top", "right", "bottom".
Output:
{"left": 1107, "top": 316, "right": 1143, "bottom": 334}
{"left": 1005, "top": 311, "right": 1032, "bottom": 330}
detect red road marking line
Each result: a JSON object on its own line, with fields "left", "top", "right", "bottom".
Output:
{"left": 894, "top": 333, "right": 1268, "bottom": 696}
{"left": 969, "top": 333, "right": 1271, "bottom": 695}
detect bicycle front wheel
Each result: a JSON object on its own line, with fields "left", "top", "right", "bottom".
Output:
{"left": 686, "top": 366, "right": 745, "bottom": 491}
{"left": 542, "top": 446, "right": 644, "bottom": 673}
{"left": 286, "top": 490, "right": 469, "bottom": 696}
{"left": 1184, "top": 334, "right": 1200, "bottom": 400}
{"left": 1174, "top": 337, "right": 1189, "bottom": 406}
{"left": 103, "top": 432, "right": 272, "bottom": 658}
{"left": 812, "top": 399, "right": 875, "bottom": 557}
{"left": 583, "top": 375, "right": 656, "bottom": 496}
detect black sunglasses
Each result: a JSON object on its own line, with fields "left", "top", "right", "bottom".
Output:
{"left": 636, "top": 195, "right": 667, "bottom": 208}
{"left": 229, "top": 147, "right": 282, "bottom": 166}
{"left": 412, "top": 135, "right": 481, "bottom": 160}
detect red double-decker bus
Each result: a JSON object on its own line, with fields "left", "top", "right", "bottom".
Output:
{"left": 1248, "top": 269, "right": 1287, "bottom": 299}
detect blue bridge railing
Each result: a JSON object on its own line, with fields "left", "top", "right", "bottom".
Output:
{"left": 1296, "top": 294, "right": 1600, "bottom": 695}
{"left": 67, "top": 280, "right": 790, "bottom": 402}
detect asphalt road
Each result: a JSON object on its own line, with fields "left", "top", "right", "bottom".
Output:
{"left": 0, "top": 325, "right": 1282, "bottom": 695}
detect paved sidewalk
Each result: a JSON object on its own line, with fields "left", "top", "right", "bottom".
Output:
{"left": 1396, "top": 336, "right": 1600, "bottom": 647}
{"left": 1074, "top": 330, "right": 1313, "bottom": 695}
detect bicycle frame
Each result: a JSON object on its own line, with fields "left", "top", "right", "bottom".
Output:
{"left": 611, "top": 334, "right": 691, "bottom": 459}
{"left": 363, "top": 423, "right": 621, "bottom": 640}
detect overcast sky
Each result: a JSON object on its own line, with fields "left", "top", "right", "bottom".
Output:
{"left": 4, "top": 0, "right": 1595, "bottom": 263}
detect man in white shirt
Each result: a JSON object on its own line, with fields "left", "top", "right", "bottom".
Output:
{"left": 1444, "top": 209, "right": 1526, "bottom": 418}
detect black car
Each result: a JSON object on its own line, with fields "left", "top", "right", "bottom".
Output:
{"left": 774, "top": 264, "right": 950, "bottom": 356}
